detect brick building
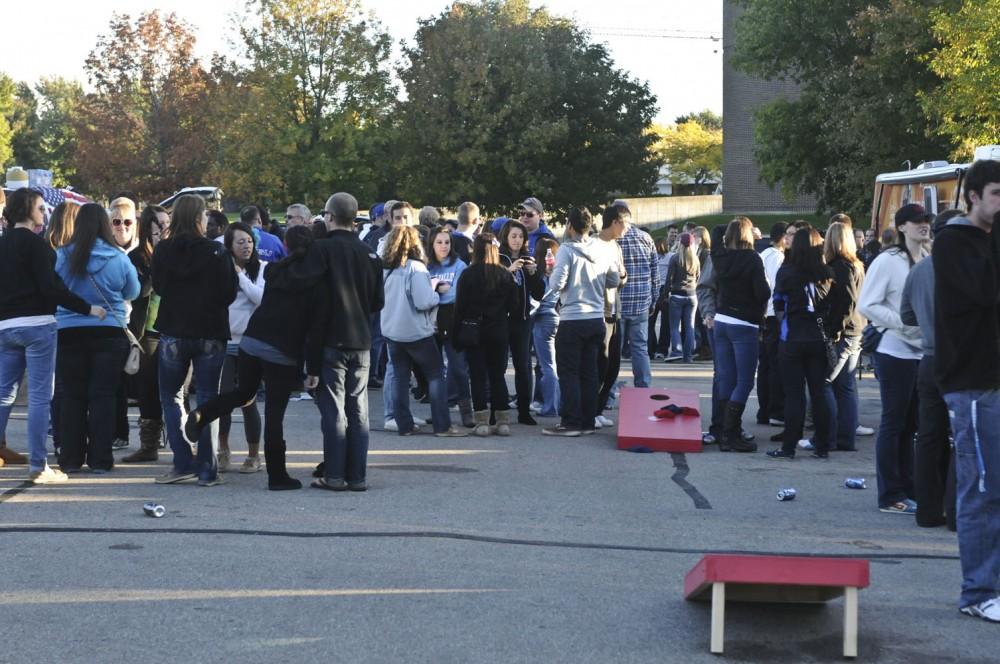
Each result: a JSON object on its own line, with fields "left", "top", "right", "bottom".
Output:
{"left": 722, "top": 1, "right": 816, "bottom": 213}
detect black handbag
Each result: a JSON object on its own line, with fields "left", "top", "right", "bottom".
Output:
{"left": 455, "top": 317, "right": 481, "bottom": 348}
{"left": 815, "top": 315, "right": 840, "bottom": 369}
{"left": 435, "top": 303, "right": 455, "bottom": 342}
{"left": 860, "top": 323, "right": 884, "bottom": 355}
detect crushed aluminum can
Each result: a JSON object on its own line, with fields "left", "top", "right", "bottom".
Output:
{"left": 143, "top": 502, "right": 166, "bottom": 518}
{"left": 845, "top": 478, "right": 867, "bottom": 490}
{"left": 776, "top": 488, "right": 797, "bottom": 501}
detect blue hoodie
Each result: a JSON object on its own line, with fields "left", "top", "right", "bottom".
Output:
{"left": 55, "top": 238, "right": 140, "bottom": 330}
{"left": 427, "top": 257, "right": 467, "bottom": 305}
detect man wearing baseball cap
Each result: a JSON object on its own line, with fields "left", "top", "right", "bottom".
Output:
{"left": 516, "top": 197, "right": 554, "bottom": 253}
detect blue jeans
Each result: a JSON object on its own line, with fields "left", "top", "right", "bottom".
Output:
{"left": 668, "top": 295, "right": 697, "bottom": 362}
{"left": 873, "top": 352, "right": 919, "bottom": 508}
{"left": 942, "top": 389, "right": 1000, "bottom": 608}
{"left": 824, "top": 335, "right": 861, "bottom": 451}
{"left": 621, "top": 313, "right": 651, "bottom": 387}
{"left": 713, "top": 320, "right": 759, "bottom": 406}
{"left": 442, "top": 339, "right": 471, "bottom": 404}
{"left": 316, "top": 347, "right": 370, "bottom": 483}
{"left": 382, "top": 359, "right": 396, "bottom": 422}
{"left": 387, "top": 337, "right": 451, "bottom": 434}
{"left": 0, "top": 323, "right": 57, "bottom": 471}
{"left": 557, "top": 317, "right": 604, "bottom": 429}
{"left": 158, "top": 336, "right": 226, "bottom": 481}
{"left": 532, "top": 314, "right": 560, "bottom": 417}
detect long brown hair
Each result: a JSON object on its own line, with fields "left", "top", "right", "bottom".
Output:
{"left": 724, "top": 216, "right": 754, "bottom": 250}
{"left": 383, "top": 225, "right": 424, "bottom": 269}
{"left": 823, "top": 222, "right": 862, "bottom": 266}
{"left": 168, "top": 194, "right": 206, "bottom": 239}
{"left": 136, "top": 204, "right": 166, "bottom": 261}
{"left": 47, "top": 202, "right": 80, "bottom": 249}
{"left": 471, "top": 233, "right": 506, "bottom": 292}
{"left": 66, "top": 203, "right": 116, "bottom": 277}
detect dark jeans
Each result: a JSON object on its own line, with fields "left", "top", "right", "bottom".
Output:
{"left": 756, "top": 316, "right": 784, "bottom": 423}
{"left": 597, "top": 317, "right": 622, "bottom": 413}
{"left": 873, "top": 352, "right": 919, "bottom": 508}
{"left": 316, "top": 347, "right": 370, "bottom": 484}
{"left": 387, "top": 337, "right": 451, "bottom": 434}
{"left": 114, "top": 376, "right": 129, "bottom": 441}
{"left": 57, "top": 334, "right": 129, "bottom": 471}
{"left": 194, "top": 350, "right": 298, "bottom": 465}
{"left": 467, "top": 331, "right": 510, "bottom": 413}
{"left": 556, "top": 317, "right": 605, "bottom": 430}
{"left": 369, "top": 313, "right": 386, "bottom": 382}
{"left": 824, "top": 335, "right": 861, "bottom": 451}
{"left": 915, "top": 354, "right": 954, "bottom": 526}
{"left": 158, "top": 336, "right": 226, "bottom": 481}
{"left": 218, "top": 352, "right": 262, "bottom": 445}
{"left": 779, "top": 340, "right": 831, "bottom": 454}
{"left": 508, "top": 319, "right": 532, "bottom": 413}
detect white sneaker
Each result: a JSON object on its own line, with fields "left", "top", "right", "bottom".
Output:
{"left": 413, "top": 416, "right": 427, "bottom": 425}
{"left": 593, "top": 417, "right": 603, "bottom": 429}
{"left": 384, "top": 419, "right": 398, "bottom": 432}
{"left": 797, "top": 439, "right": 815, "bottom": 451}
{"left": 856, "top": 425, "right": 875, "bottom": 436}
{"left": 297, "top": 392, "right": 312, "bottom": 401}
{"left": 960, "top": 597, "right": 1000, "bottom": 623}
{"left": 596, "top": 415, "right": 615, "bottom": 427}
{"left": 530, "top": 402, "right": 543, "bottom": 414}
{"left": 30, "top": 465, "right": 69, "bottom": 484}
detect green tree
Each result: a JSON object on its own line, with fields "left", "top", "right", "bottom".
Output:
{"left": 219, "top": 0, "right": 394, "bottom": 207}
{"left": 9, "top": 82, "right": 44, "bottom": 168}
{"left": 395, "top": 0, "right": 660, "bottom": 215}
{"left": 34, "top": 78, "right": 85, "bottom": 188}
{"left": 922, "top": 0, "right": 1000, "bottom": 156}
{"left": 73, "top": 11, "right": 215, "bottom": 200}
{"left": 732, "top": 0, "right": 958, "bottom": 216}
{"left": 653, "top": 119, "right": 722, "bottom": 188}
{"left": 675, "top": 109, "right": 722, "bottom": 132}
{"left": 0, "top": 73, "right": 15, "bottom": 168}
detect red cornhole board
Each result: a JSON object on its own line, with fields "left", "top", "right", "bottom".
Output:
{"left": 616, "top": 387, "right": 702, "bottom": 453}
{"left": 684, "top": 554, "right": 871, "bottom": 658}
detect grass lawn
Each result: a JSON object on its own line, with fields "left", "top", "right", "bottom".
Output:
{"left": 649, "top": 212, "right": 830, "bottom": 238}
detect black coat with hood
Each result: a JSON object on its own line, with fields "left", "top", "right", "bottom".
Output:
{"left": 712, "top": 247, "right": 770, "bottom": 325}
{"left": 499, "top": 252, "right": 545, "bottom": 322}
{"left": 152, "top": 234, "right": 238, "bottom": 341}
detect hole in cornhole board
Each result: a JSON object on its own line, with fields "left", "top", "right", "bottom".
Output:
{"left": 650, "top": 394, "right": 671, "bottom": 401}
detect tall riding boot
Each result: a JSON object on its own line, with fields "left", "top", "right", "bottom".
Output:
{"left": 517, "top": 396, "right": 537, "bottom": 425}
{"left": 473, "top": 410, "right": 491, "bottom": 437}
{"left": 723, "top": 401, "right": 756, "bottom": 452}
{"left": 0, "top": 438, "right": 27, "bottom": 465}
{"left": 265, "top": 440, "right": 301, "bottom": 491}
{"left": 458, "top": 399, "right": 475, "bottom": 428}
{"left": 122, "top": 419, "right": 160, "bottom": 463}
{"left": 711, "top": 399, "right": 728, "bottom": 448}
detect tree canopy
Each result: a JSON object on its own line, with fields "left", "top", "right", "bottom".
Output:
{"left": 653, "top": 116, "right": 722, "bottom": 188}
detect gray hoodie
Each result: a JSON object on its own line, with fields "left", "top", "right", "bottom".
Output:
{"left": 548, "top": 237, "right": 622, "bottom": 321}
{"left": 380, "top": 260, "right": 439, "bottom": 342}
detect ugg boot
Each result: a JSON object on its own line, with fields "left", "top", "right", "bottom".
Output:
{"left": 473, "top": 410, "right": 491, "bottom": 437}
{"left": 722, "top": 401, "right": 756, "bottom": 452}
{"left": 122, "top": 419, "right": 161, "bottom": 463}
{"left": 458, "top": 399, "right": 475, "bottom": 428}
{"left": 494, "top": 409, "right": 512, "bottom": 437}
{"left": 265, "top": 441, "right": 301, "bottom": 491}
{"left": 0, "top": 439, "right": 27, "bottom": 465}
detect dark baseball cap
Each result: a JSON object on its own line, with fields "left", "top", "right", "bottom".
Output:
{"left": 894, "top": 203, "right": 931, "bottom": 226}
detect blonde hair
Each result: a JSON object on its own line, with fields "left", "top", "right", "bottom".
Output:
{"left": 47, "top": 202, "right": 81, "bottom": 249}
{"left": 383, "top": 225, "right": 424, "bottom": 269}
{"left": 823, "top": 221, "right": 862, "bottom": 266}
{"left": 457, "top": 201, "right": 479, "bottom": 227}
{"left": 724, "top": 217, "right": 754, "bottom": 250}
{"left": 692, "top": 226, "right": 710, "bottom": 251}
{"left": 676, "top": 237, "right": 699, "bottom": 276}
{"left": 109, "top": 197, "right": 136, "bottom": 220}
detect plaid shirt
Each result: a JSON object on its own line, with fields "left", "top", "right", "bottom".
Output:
{"left": 618, "top": 226, "right": 659, "bottom": 317}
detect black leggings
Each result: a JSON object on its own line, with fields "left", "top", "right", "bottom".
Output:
{"left": 196, "top": 350, "right": 298, "bottom": 450}
{"left": 136, "top": 334, "right": 162, "bottom": 420}
{"left": 218, "top": 352, "right": 262, "bottom": 445}
{"left": 508, "top": 319, "right": 532, "bottom": 412}
{"left": 597, "top": 318, "right": 622, "bottom": 413}
{"left": 467, "top": 332, "right": 510, "bottom": 413}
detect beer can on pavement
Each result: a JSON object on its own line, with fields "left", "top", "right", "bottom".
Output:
{"left": 776, "top": 488, "right": 797, "bottom": 501}
{"left": 845, "top": 478, "right": 867, "bottom": 490}
{"left": 143, "top": 502, "right": 166, "bottom": 518}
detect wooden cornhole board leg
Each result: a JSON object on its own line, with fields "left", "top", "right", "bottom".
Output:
{"left": 844, "top": 586, "right": 858, "bottom": 658}
{"left": 710, "top": 582, "right": 725, "bottom": 654}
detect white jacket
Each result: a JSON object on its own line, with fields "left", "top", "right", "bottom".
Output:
{"left": 228, "top": 263, "right": 266, "bottom": 343}
{"left": 857, "top": 248, "right": 922, "bottom": 359}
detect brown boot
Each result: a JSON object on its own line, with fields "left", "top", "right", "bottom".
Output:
{"left": 122, "top": 419, "right": 160, "bottom": 463}
{"left": 0, "top": 439, "right": 28, "bottom": 465}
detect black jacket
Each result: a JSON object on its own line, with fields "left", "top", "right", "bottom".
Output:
{"left": 933, "top": 222, "right": 1000, "bottom": 393}
{"left": 127, "top": 246, "right": 155, "bottom": 339}
{"left": 291, "top": 228, "right": 383, "bottom": 350}
{"left": 0, "top": 227, "right": 91, "bottom": 321}
{"left": 773, "top": 263, "right": 833, "bottom": 343}
{"left": 712, "top": 248, "right": 770, "bottom": 325}
{"left": 453, "top": 263, "right": 518, "bottom": 347}
{"left": 244, "top": 258, "right": 330, "bottom": 375}
{"left": 825, "top": 257, "right": 865, "bottom": 339}
{"left": 152, "top": 234, "right": 238, "bottom": 341}
{"left": 499, "top": 252, "right": 545, "bottom": 322}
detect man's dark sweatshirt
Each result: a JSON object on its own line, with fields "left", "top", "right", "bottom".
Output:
{"left": 291, "top": 228, "right": 384, "bottom": 351}
{"left": 152, "top": 234, "right": 237, "bottom": 341}
{"left": 0, "top": 227, "right": 91, "bottom": 320}
{"left": 712, "top": 248, "right": 770, "bottom": 325}
{"left": 934, "top": 219, "right": 1000, "bottom": 393}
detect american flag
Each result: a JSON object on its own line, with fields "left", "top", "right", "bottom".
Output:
{"left": 38, "top": 186, "right": 90, "bottom": 215}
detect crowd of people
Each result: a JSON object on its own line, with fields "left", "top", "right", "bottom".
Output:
{"left": 1, "top": 160, "right": 999, "bottom": 621}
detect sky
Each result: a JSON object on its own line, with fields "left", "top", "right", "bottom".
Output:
{"left": 3, "top": 0, "right": 722, "bottom": 125}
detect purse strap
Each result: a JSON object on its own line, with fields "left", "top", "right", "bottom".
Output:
{"left": 88, "top": 274, "right": 135, "bottom": 340}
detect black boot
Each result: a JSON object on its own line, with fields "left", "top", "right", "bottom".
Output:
{"left": 265, "top": 441, "right": 301, "bottom": 491}
{"left": 714, "top": 399, "right": 729, "bottom": 450}
{"left": 723, "top": 401, "right": 756, "bottom": 453}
